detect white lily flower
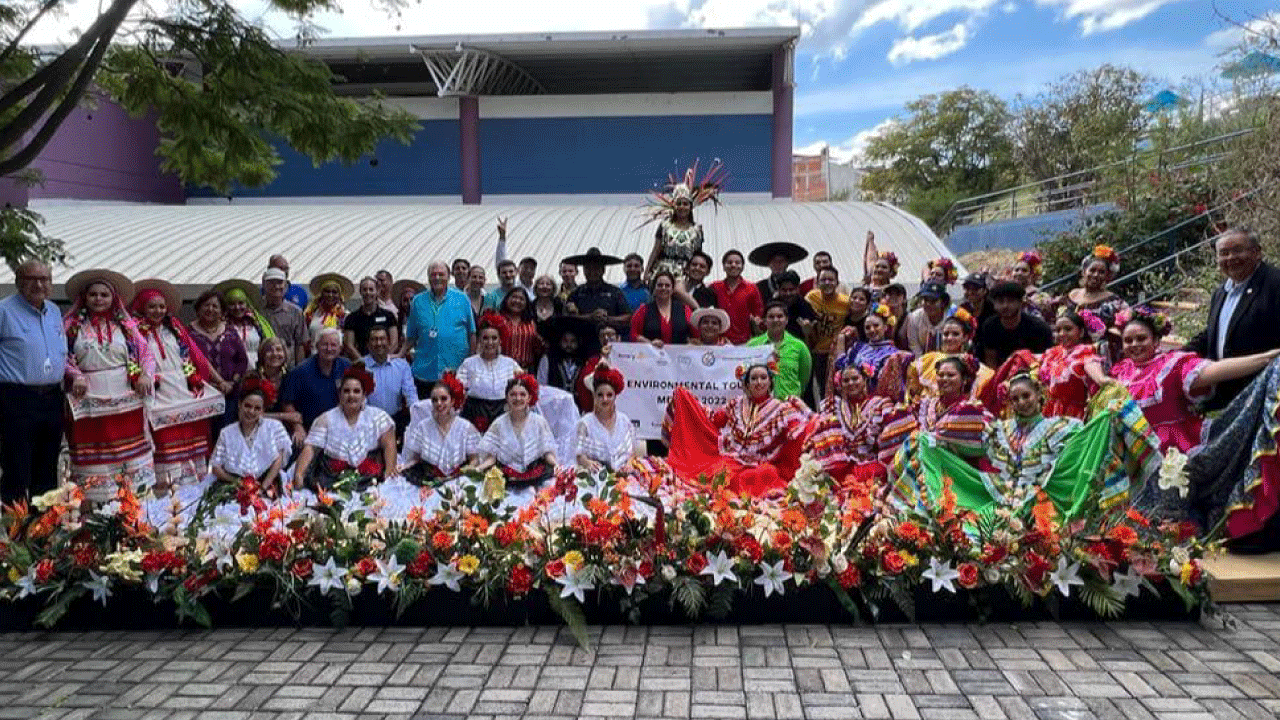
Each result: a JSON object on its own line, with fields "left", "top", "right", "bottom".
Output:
{"left": 753, "top": 560, "right": 788, "bottom": 598}
{"left": 1158, "top": 449, "right": 1190, "bottom": 498}
{"left": 15, "top": 566, "right": 38, "bottom": 599}
{"left": 1110, "top": 566, "right": 1143, "bottom": 599}
{"left": 95, "top": 500, "right": 121, "bottom": 517}
{"left": 700, "top": 550, "right": 737, "bottom": 587}
{"left": 922, "top": 557, "right": 960, "bottom": 594}
{"left": 556, "top": 567, "right": 596, "bottom": 603}
{"left": 308, "top": 557, "right": 350, "bottom": 595}
{"left": 428, "top": 562, "right": 464, "bottom": 593}
{"left": 369, "top": 556, "right": 405, "bottom": 594}
{"left": 1048, "top": 557, "right": 1083, "bottom": 597}
{"left": 82, "top": 571, "right": 112, "bottom": 606}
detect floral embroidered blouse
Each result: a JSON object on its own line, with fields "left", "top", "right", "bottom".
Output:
{"left": 712, "top": 396, "right": 811, "bottom": 466}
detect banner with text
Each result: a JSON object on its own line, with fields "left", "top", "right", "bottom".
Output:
{"left": 609, "top": 342, "right": 773, "bottom": 439}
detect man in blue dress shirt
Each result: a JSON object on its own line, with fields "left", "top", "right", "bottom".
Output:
{"left": 362, "top": 326, "right": 418, "bottom": 439}
{"left": 0, "top": 261, "right": 68, "bottom": 502}
{"left": 406, "top": 262, "right": 475, "bottom": 397}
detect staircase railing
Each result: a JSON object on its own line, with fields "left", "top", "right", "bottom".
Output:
{"left": 936, "top": 128, "right": 1257, "bottom": 236}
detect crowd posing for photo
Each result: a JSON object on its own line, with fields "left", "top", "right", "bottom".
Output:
{"left": 2, "top": 176, "right": 1278, "bottom": 554}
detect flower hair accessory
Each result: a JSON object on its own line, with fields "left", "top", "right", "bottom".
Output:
{"left": 1077, "top": 310, "right": 1106, "bottom": 337}
{"left": 868, "top": 302, "right": 897, "bottom": 328}
{"left": 877, "top": 252, "right": 900, "bottom": 276}
{"left": 591, "top": 366, "right": 626, "bottom": 394}
{"left": 477, "top": 310, "right": 511, "bottom": 351}
{"left": 342, "top": 362, "right": 376, "bottom": 395}
{"left": 510, "top": 372, "right": 540, "bottom": 405}
{"left": 240, "top": 375, "right": 277, "bottom": 407}
{"left": 1116, "top": 306, "right": 1171, "bottom": 338}
{"left": 1018, "top": 251, "right": 1042, "bottom": 271}
{"left": 1083, "top": 244, "right": 1121, "bottom": 275}
{"left": 928, "top": 258, "right": 958, "bottom": 284}
{"left": 947, "top": 307, "right": 977, "bottom": 335}
{"left": 436, "top": 372, "right": 466, "bottom": 410}
{"left": 735, "top": 358, "right": 779, "bottom": 382}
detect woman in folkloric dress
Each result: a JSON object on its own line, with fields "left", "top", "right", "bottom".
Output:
{"left": 401, "top": 373, "right": 481, "bottom": 485}
{"left": 644, "top": 162, "right": 725, "bottom": 281}
{"left": 574, "top": 364, "right": 638, "bottom": 474}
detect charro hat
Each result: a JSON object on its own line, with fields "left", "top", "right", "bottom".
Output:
{"left": 562, "top": 247, "right": 624, "bottom": 266}
{"left": 747, "top": 242, "right": 808, "bottom": 267}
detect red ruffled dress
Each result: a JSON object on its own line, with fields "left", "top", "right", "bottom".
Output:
{"left": 985, "top": 344, "right": 1098, "bottom": 419}
{"left": 803, "top": 394, "right": 913, "bottom": 491}
{"left": 664, "top": 386, "right": 812, "bottom": 496}
{"left": 1110, "top": 351, "right": 1210, "bottom": 453}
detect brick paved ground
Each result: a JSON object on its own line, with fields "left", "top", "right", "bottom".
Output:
{"left": 1, "top": 603, "right": 1279, "bottom": 720}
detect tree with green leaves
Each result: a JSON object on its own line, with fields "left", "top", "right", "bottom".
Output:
{"left": 0, "top": 0, "right": 419, "bottom": 269}
{"left": 860, "top": 87, "right": 1015, "bottom": 229}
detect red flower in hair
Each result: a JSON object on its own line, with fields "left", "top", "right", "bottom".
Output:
{"left": 342, "top": 362, "right": 376, "bottom": 395}
{"left": 591, "top": 366, "right": 625, "bottom": 394}
{"left": 240, "top": 375, "right": 278, "bottom": 408}
{"left": 510, "top": 372, "right": 539, "bottom": 405}
{"left": 476, "top": 310, "right": 511, "bottom": 352}
{"left": 436, "top": 372, "right": 466, "bottom": 410}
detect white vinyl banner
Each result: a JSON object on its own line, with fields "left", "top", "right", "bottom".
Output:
{"left": 609, "top": 342, "right": 774, "bottom": 439}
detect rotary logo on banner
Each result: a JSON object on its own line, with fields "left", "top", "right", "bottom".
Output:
{"left": 608, "top": 342, "right": 774, "bottom": 439}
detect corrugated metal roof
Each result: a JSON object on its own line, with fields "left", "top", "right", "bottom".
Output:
{"left": 34, "top": 201, "right": 962, "bottom": 298}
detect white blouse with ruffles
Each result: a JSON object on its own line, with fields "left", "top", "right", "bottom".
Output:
{"left": 305, "top": 405, "right": 393, "bottom": 465}
{"left": 404, "top": 416, "right": 481, "bottom": 475}
{"left": 210, "top": 418, "right": 291, "bottom": 477}
{"left": 478, "top": 412, "right": 557, "bottom": 471}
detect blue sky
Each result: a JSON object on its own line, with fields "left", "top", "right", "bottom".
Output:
{"left": 30, "top": 0, "right": 1278, "bottom": 164}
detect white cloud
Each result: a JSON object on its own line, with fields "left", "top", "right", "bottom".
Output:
{"left": 887, "top": 22, "right": 969, "bottom": 65}
{"left": 1034, "top": 0, "right": 1186, "bottom": 35}
{"left": 1204, "top": 12, "right": 1280, "bottom": 50}
{"left": 798, "top": 118, "right": 898, "bottom": 164}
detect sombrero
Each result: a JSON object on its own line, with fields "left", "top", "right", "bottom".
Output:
{"left": 538, "top": 315, "right": 601, "bottom": 358}
{"left": 132, "top": 278, "right": 183, "bottom": 316}
{"left": 748, "top": 242, "right": 808, "bottom": 267}
{"left": 390, "top": 278, "right": 425, "bottom": 300}
{"left": 308, "top": 272, "right": 355, "bottom": 299}
{"left": 212, "top": 278, "right": 266, "bottom": 313}
{"left": 690, "top": 306, "right": 731, "bottom": 330}
{"left": 63, "top": 269, "right": 134, "bottom": 306}
{"left": 562, "top": 247, "right": 624, "bottom": 266}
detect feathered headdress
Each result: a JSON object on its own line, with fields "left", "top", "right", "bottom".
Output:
{"left": 644, "top": 159, "right": 727, "bottom": 224}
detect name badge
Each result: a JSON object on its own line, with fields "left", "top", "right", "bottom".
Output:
{"left": 428, "top": 329, "right": 438, "bottom": 339}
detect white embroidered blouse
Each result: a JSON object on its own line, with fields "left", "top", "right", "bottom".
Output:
{"left": 574, "top": 411, "right": 637, "bottom": 470}
{"left": 458, "top": 354, "right": 522, "bottom": 401}
{"left": 305, "top": 405, "right": 394, "bottom": 465}
{"left": 478, "top": 412, "right": 558, "bottom": 471}
{"left": 210, "top": 418, "right": 291, "bottom": 477}
{"left": 404, "top": 416, "right": 481, "bottom": 475}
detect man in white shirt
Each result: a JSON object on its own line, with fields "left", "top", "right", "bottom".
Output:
{"left": 362, "top": 326, "right": 418, "bottom": 440}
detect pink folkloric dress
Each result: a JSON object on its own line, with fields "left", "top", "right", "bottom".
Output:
{"left": 1110, "top": 351, "right": 1210, "bottom": 454}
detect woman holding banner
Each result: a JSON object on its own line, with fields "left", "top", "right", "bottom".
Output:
{"left": 662, "top": 359, "right": 811, "bottom": 497}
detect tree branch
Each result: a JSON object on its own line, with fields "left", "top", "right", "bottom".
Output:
{"left": 0, "top": 0, "right": 131, "bottom": 176}
{"left": 0, "top": 0, "right": 64, "bottom": 68}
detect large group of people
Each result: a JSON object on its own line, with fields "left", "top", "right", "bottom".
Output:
{"left": 2, "top": 178, "right": 1279, "bottom": 555}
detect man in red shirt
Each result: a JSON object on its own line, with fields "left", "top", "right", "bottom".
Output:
{"left": 710, "top": 249, "right": 764, "bottom": 344}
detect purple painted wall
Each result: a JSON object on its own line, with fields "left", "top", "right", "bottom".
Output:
{"left": 27, "top": 93, "right": 183, "bottom": 204}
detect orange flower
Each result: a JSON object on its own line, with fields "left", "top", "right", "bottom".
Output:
{"left": 781, "top": 509, "right": 808, "bottom": 534}
{"left": 1126, "top": 509, "right": 1151, "bottom": 528}
{"left": 1106, "top": 525, "right": 1139, "bottom": 547}
{"left": 1032, "top": 490, "right": 1057, "bottom": 534}
{"left": 461, "top": 513, "right": 490, "bottom": 538}
{"left": 586, "top": 498, "right": 610, "bottom": 518}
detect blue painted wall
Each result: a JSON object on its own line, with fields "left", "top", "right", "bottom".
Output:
{"left": 187, "top": 119, "right": 462, "bottom": 198}
{"left": 946, "top": 204, "right": 1115, "bottom": 254}
{"left": 479, "top": 115, "right": 773, "bottom": 195}
{"left": 189, "top": 114, "right": 774, "bottom": 198}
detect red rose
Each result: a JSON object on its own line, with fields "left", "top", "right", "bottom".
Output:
{"left": 354, "top": 557, "right": 378, "bottom": 577}
{"left": 956, "top": 563, "right": 979, "bottom": 589}
{"left": 258, "top": 532, "right": 289, "bottom": 562}
{"left": 544, "top": 559, "right": 566, "bottom": 578}
{"left": 734, "top": 535, "right": 763, "bottom": 563}
{"left": 685, "top": 553, "right": 708, "bottom": 575}
{"left": 432, "top": 531, "right": 454, "bottom": 551}
{"left": 407, "top": 551, "right": 433, "bottom": 578}
{"left": 290, "top": 525, "right": 308, "bottom": 544}
{"left": 292, "top": 558, "right": 313, "bottom": 579}
{"left": 508, "top": 564, "right": 533, "bottom": 596}
{"left": 837, "top": 564, "right": 861, "bottom": 589}
{"left": 34, "top": 559, "right": 55, "bottom": 585}
{"left": 1024, "top": 551, "right": 1051, "bottom": 587}
{"left": 881, "top": 550, "right": 906, "bottom": 575}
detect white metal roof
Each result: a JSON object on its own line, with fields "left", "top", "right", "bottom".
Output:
{"left": 34, "top": 201, "right": 961, "bottom": 299}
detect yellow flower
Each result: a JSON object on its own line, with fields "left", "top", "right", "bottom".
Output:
{"left": 7, "top": 567, "right": 19, "bottom": 584}
{"left": 457, "top": 555, "right": 480, "bottom": 576}
{"left": 900, "top": 551, "right": 919, "bottom": 568}
{"left": 1180, "top": 561, "right": 1195, "bottom": 586}
{"left": 562, "top": 550, "right": 585, "bottom": 571}
{"left": 236, "top": 553, "right": 260, "bottom": 574}
{"left": 481, "top": 467, "right": 506, "bottom": 503}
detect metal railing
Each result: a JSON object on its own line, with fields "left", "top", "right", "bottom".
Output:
{"left": 936, "top": 128, "right": 1258, "bottom": 235}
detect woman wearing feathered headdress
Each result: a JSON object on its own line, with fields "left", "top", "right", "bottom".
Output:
{"left": 643, "top": 161, "right": 726, "bottom": 282}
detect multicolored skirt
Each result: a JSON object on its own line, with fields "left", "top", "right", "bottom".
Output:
{"left": 462, "top": 396, "right": 505, "bottom": 434}
{"left": 153, "top": 419, "right": 211, "bottom": 482}
{"left": 67, "top": 407, "right": 152, "bottom": 478}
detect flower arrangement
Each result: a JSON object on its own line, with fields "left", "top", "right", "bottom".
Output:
{"left": 1116, "top": 305, "right": 1173, "bottom": 338}
{"left": 0, "top": 463, "right": 1214, "bottom": 641}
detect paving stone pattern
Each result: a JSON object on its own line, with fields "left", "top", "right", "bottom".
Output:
{"left": 2, "top": 603, "right": 1280, "bottom": 720}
